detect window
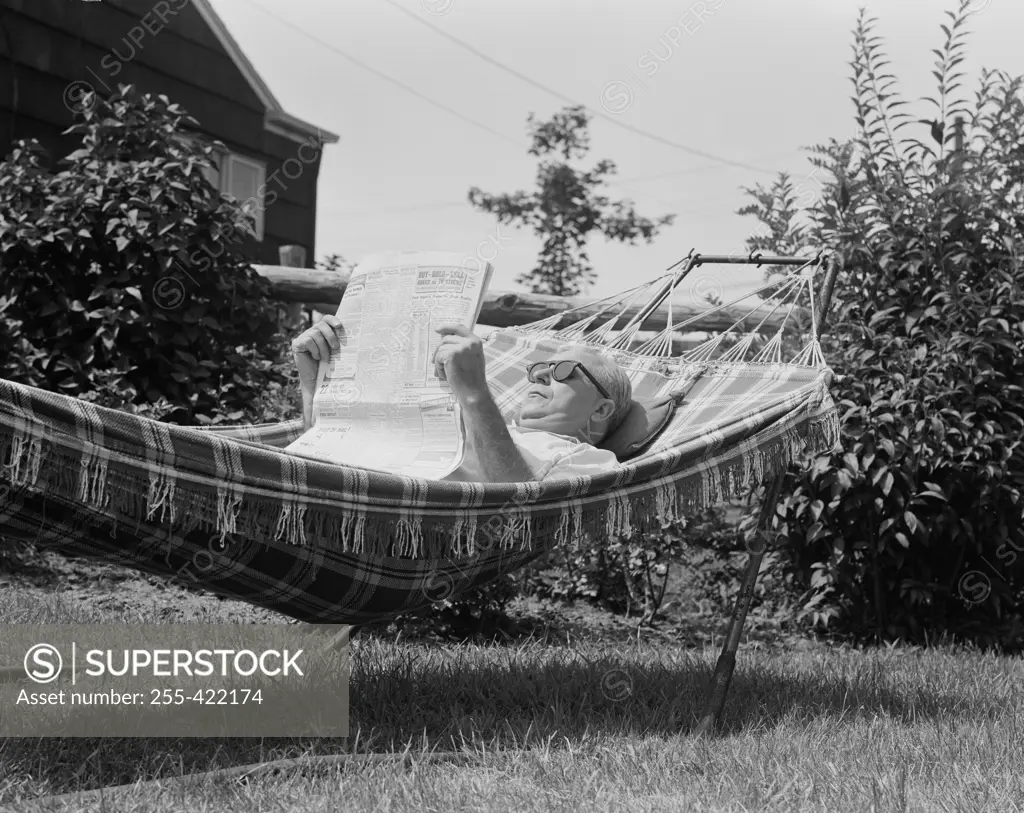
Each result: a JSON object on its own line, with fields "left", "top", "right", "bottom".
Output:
{"left": 176, "top": 134, "right": 266, "bottom": 242}
{"left": 220, "top": 153, "right": 267, "bottom": 242}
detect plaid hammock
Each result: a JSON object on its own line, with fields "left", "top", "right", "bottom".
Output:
{"left": 0, "top": 270, "right": 839, "bottom": 623}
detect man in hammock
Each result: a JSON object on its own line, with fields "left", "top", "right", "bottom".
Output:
{"left": 291, "top": 315, "right": 633, "bottom": 483}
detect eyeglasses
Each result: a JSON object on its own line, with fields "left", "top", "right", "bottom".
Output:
{"left": 526, "top": 360, "right": 611, "bottom": 400}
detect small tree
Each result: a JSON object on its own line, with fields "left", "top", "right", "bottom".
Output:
{"left": 0, "top": 85, "right": 289, "bottom": 425}
{"left": 468, "top": 106, "right": 675, "bottom": 296}
{"left": 316, "top": 253, "right": 354, "bottom": 273}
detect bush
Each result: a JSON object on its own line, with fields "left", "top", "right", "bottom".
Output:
{"left": 738, "top": 2, "right": 1024, "bottom": 649}
{"left": 383, "top": 574, "right": 521, "bottom": 640}
{"left": 0, "top": 85, "right": 289, "bottom": 425}
{"left": 519, "top": 506, "right": 764, "bottom": 624}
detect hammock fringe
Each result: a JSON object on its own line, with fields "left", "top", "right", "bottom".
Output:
{"left": 0, "top": 396, "right": 840, "bottom": 561}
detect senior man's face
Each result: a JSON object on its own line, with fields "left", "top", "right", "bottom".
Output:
{"left": 516, "top": 348, "right": 611, "bottom": 439}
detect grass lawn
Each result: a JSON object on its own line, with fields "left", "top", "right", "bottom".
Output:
{"left": 0, "top": 551, "right": 1021, "bottom": 812}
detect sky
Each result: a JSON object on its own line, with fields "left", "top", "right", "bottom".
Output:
{"left": 209, "top": 0, "right": 1024, "bottom": 308}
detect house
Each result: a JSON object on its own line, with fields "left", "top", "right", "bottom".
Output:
{"left": 0, "top": 0, "right": 339, "bottom": 267}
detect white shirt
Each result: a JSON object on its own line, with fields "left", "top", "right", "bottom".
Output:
{"left": 506, "top": 423, "right": 619, "bottom": 481}
{"left": 442, "top": 423, "right": 621, "bottom": 483}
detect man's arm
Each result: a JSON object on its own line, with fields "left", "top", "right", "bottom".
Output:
{"left": 433, "top": 325, "right": 536, "bottom": 484}
{"left": 295, "top": 352, "right": 318, "bottom": 432}
{"left": 455, "top": 392, "right": 536, "bottom": 483}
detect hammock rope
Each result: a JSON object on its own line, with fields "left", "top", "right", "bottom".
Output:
{"left": 674, "top": 265, "right": 807, "bottom": 338}
{"left": 611, "top": 251, "right": 698, "bottom": 342}
{"left": 551, "top": 278, "right": 667, "bottom": 343}
{"left": 714, "top": 276, "right": 805, "bottom": 365}
{"left": 517, "top": 275, "right": 668, "bottom": 338}
{"left": 517, "top": 254, "right": 813, "bottom": 373}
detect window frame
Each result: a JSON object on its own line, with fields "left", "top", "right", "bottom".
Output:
{"left": 176, "top": 133, "right": 266, "bottom": 242}
{"left": 221, "top": 152, "right": 267, "bottom": 242}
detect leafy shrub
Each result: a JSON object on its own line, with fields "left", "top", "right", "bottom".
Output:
{"left": 385, "top": 574, "right": 521, "bottom": 640}
{"left": 0, "top": 85, "right": 289, "bottom": 425}
{"left": 739, "top": 2, "right": 1024, "bottom": 649}
{"left": 519, "top": 507, "right": 761, "bottom": 624}
{"left": 674, "top": 504, "right": 802, "bottom": 628}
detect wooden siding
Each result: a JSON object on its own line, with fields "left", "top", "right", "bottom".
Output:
{"left": 0, "top": 0, "right": 323, "bottom": 265}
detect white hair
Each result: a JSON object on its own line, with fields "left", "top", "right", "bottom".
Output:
{"left": 555, "top": 344, "right": 633, "bottom": 442}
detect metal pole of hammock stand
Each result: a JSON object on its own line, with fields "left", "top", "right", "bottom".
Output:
{"left": 692, "top": 254, "right": 839, "bottom": 737}
{"left": 693, "top": 473, "right": 785, "bottom": 737}
{"left": 325, "top": 625, "right": 361, "bottom": 652}
{"left": 687, "top": 254, "right": 823, "bottom": 267}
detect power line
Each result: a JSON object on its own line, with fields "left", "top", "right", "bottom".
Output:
{"left": 322, "top": 140, "right": 798, "bottom": 215}
{"left": 247, "top": 0, "right": 779, "bottom": 177}
{"left": 329, "top": 188, "right": 752, "bottom": 220}
{"left": 243, "top": 0, "right": 792, "bottom": 212}
{"left": 241, "top": 2, "right": 792, "bottom": 218}
{"left": 614, "top": 149, "right": 802, "bottom": 187}
{"left": 324, "top": 200, "right": 469, "bottom": 217}
{"left": 378, "top": 0, "right": 775, "bottom": 175}
{"left": 245, "top": 0, "right": 525, "bottom": 150}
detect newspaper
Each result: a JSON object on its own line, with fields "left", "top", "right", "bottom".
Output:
{"left": 284, "top": 251, "right": 494, "bottom": 478}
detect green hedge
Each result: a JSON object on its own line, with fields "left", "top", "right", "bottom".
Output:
{"left": 739, "top": 4, "right": 1024, "bottom": 649}
{"left": 0, "top": 85, "right": 289, "bottom": 426}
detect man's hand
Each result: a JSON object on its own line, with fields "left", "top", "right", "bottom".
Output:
{"left": 433, "top": 324, "right": 489, "bottom": 403}
{"left": 292, "top": 314, "right": 343, "bottom": 362}
{"left": 433, "top": 325, "right": 535, "bottom": 483}
{"left": 292, "top": 315, "right": 344, "bottom": 430}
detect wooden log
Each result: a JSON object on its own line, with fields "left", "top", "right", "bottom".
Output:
{"left": 253, "top": 265, "right": 809, "bottom": 335}
{"left": 304, "top": 306, "right": 717, "bottom": 355}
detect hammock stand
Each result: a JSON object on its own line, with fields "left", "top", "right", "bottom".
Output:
{"left": 0, "top": 250, "right": 841, "bottom": 734}
{"left": 691, "top": 252, "right": 838, "bottom": 735}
